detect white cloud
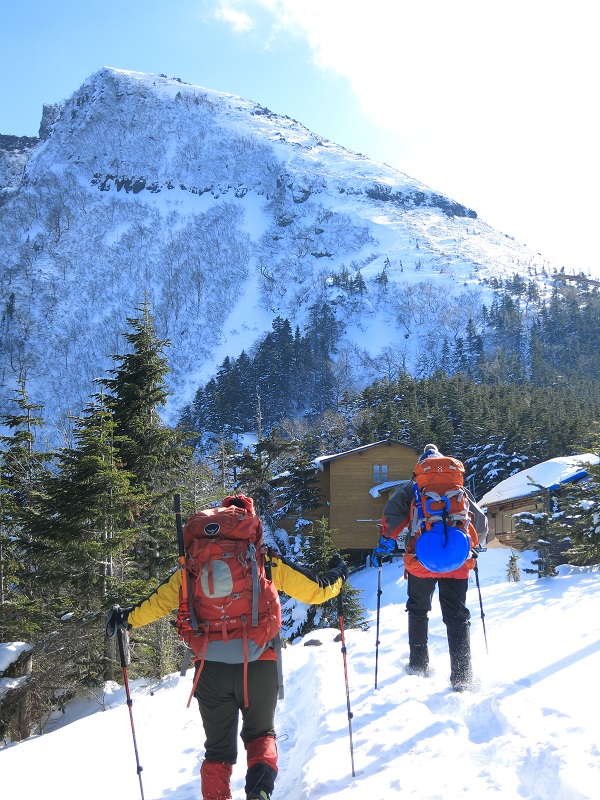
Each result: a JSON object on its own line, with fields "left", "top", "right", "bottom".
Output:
{"left": 211, "top": 0, "right": 600, "bottom": 270}
{"left": 214, "top": 1, "right": 255, "bottom": 33}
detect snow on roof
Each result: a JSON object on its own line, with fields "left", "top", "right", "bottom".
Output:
{"left": 315, "top": 439, "right": 415, "bottom": 467}
{"left": 369, "top": 480, "right": 405, "bottom": 498}
{"left": 479, "top": 454, "right": 599, "bottom": 507}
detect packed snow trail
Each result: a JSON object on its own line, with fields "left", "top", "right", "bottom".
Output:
{"left": 2, "top": 553, "right": 599, "bottom": 799}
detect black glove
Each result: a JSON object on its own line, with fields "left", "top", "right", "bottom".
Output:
{"left": 327, "top": 553, "right": 350, "bottom": 583}
{"left": 105, "top": 605, "right": 131, "bottom": 638}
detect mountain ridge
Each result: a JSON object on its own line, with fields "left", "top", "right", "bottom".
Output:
{"left": 0, "top": 67, "right": 569, "bottom": 429}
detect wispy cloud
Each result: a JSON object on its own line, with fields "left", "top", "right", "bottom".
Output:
{"left": 211, "top": 0, "right": 599, "bottom": 270}
{"left": 214, "top": 1, "right": 255, "bottom": 33}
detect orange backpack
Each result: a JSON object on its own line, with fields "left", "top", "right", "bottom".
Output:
{"left": 411, "top": 455, "right": 475, "bottom": 573}
{"left": 177, "top": 505, "right": 281, "bottom": 705}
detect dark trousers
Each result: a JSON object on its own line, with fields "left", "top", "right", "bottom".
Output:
{"left": 195, "top": 659, "right": 278, "bottom": 762}
{"left": 406, "top": 573, "right": 472, "bottom": 684}
{"left": 195, "top": 659, "right": 278, "bottom": 798}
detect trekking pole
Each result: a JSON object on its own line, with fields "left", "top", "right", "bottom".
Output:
{"left": 473, "top": 557, "right": 489, "bottom": 654}
{"left": 374, "top": 563, "right": 383, "bottom": 690}
{"left": 116, "top": 626, "right": 145, "bottom": 800}
{"left": 337, "top": 592, "right": 356, "bottom": 778}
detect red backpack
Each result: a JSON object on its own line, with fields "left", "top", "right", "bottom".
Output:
{"left": 177, "top": 502, "right": 282, "bottom": 705}
{"left": 410, "top": 455, "right": 476, "bottom": 573}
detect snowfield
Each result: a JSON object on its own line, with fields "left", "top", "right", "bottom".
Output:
{"left": 2, "top": 549, "right": 599, "bottom": 800}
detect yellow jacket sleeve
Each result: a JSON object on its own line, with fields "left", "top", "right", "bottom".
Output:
{"left": 127, "top": 551, "right": 345, "bottom": 629}
{"left": 127, "top": 569, "right": 182, "bottom": 629}
{"left": 268, "top": 551, "right": 345, "bottom": 604}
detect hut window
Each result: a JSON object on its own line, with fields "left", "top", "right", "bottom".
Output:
{"left": 373, "top": 464, "right": 389, "bottom": 483}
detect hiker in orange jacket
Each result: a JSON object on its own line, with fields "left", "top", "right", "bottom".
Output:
{"left": 106, "top": 495, "right": 349, "bottom": 800}
{"left": 372, "top": 445, "right": 488, "bottom": 691}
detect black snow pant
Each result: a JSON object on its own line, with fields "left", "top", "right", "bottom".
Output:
{"left": 406, "top": 573, "right": 472, "bottom": 686}
{"left": 195, "top": 659, "right": 279, "bottom": 798}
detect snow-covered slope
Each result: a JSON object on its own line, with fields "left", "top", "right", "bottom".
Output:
{"left": 0, "top": 68, "right": 571, "bottom": 425}
{"left": 2, "top": 549, "right": 599, "bottom": 799}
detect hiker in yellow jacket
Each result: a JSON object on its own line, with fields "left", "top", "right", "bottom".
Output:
{"left": 106, "top": 495, "right": 348, "bottom": 800}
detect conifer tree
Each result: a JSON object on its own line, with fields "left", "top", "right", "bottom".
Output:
{"left": 23, "top": 395, "right": 135, "bottom": 612}
{"left": 99, "top": 301, "right": 191, "bottom": 581}
{"left": 280, "top": 518, "right": 367, "bottom": 640}
{"left": 269, "top": 437, "right": 324, "bottom": 542}
{"left": 552, "top": 458, "right": 600, "bottom": 566}
{"left": 507, "top": 550, "right": 521, "bottom": 581}
{"left": 234, "top": 427, "right": 296, "bottom": 518}
{"left": 101, "top": 300, "right": 175, "bottom": 488}
{"left": 0, "top": 380, "right": 50, "bottom": 639}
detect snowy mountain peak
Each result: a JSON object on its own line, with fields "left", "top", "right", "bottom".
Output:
{"left": 0, "top": 67, "right": 559, "bottom": 426}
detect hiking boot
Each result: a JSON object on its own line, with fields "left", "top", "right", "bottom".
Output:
{"left": 452, "top": 675, "right": 481, "bottom": 693}
{"left": 405, "top": 663, "right": 430, "bottom": 677}
{"left": 406, "top": 640, "right": 429, "bottom": 677}
{"left": 247, "top": 792, "right": 270, "bottom": 800}
{"left": 452, "top": 681, "right": 470, "bottom": 693}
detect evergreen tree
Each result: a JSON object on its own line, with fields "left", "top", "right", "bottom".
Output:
{"left": 253, "top": 318, "right": 296, "bottom": 426}
{"left": 552, "top": 458, "right": 600, "bottom": 566}
{"left": 0, "top": 380, "right": 50, "bottom": 639}
{"left": 272, "top": 438, "right": 324, "bottom": 534}
{"left": 101, "top": 300, "right": 176, "bottom": 488}
{"left": 464, "top": 318, "right": 484, "bottom": 380}
{"left": 234, "top": 427, "right": 296, "bottom": 518}
{"left": 99, "top": 301, "right": 191, "bottom": 581}
{"left": 23, "top": 395, "right": 135, "bottom": 612}
{"left": 507, "top": 550, "right": 521, "bottom": 581}
{"left": 512, "top": 482, "right": 569, "bottom": 576}
{"left": 280, "top": 518, "right": 368, "bottom": 640}
{"left": 303, "top": 302, "right": 343, "bottom": 418}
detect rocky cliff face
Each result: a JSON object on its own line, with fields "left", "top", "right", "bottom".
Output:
{"left": 0, "top": 135, "right": 39, "bottom": 198}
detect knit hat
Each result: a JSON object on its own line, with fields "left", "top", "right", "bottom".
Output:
{"left": 419, "top": 443, "right": 442, "bottom": 462}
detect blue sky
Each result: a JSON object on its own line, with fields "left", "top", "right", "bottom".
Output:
{"left": 2, "top": 0, "right": 598, "bottom": 276}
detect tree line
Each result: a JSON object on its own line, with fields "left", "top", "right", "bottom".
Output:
{"left": 0, "top": 302, "right": 364, "bottom": 742}
{"left": 182, "top": 278, "right": 600, "bottom": 498}
{"left": 2, "top": 277, "right": 600, "bottom": 741}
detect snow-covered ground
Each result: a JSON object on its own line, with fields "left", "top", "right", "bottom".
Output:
{"left": 2, "top": 548, "right": 599, "bottom": 799}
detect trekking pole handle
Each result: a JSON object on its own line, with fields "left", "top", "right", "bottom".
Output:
{"left": 116, "top": 621, "right": 128, "bottom": 668}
